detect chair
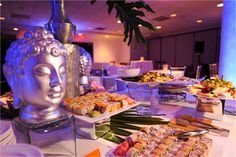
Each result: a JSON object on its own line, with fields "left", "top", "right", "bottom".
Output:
{"left": 196, "top": 65, "right": 202, "bottom": 79}
{"left": 155, "top": 61, "right": 167, "bottom": 70}
{"left": 209, "top": 63, "right": 219, "bottom": 78}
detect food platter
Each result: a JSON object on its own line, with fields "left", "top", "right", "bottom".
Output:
{"left": 185, "top": 86, "right": 236, "bottom": 101}
{"left": 63, "top": 92, "right": 141, "bottom": 123}
{"left": 183, "top": 87, "right": 236, "bottom": 100}
{"left": 112, "top": 125, "right": 212, "bottom": 157}
{"left": 73, "top": 102, "right": 140, "bottom": 123}
{"left": 120, "top": 71, "right": 176, "bottom": 87}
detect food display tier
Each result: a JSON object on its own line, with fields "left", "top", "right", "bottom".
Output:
{"left": 163, "top": 78, "right": 199, "bottom": 87}
{"left": 72, "top": 102, "right": 141, "bottom": 123}
{"left": 184, "top": 89, "right": 236, "bottom": 101}
{"left": 119, "top": 77, "right": 199, "bottom": 88}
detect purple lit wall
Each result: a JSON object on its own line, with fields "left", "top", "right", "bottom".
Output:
{"left": 219, "top": 0, "right": 236, "bottom": 85}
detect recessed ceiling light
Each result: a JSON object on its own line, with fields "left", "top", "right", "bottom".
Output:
{"left": 138, "top": 24, "right": 142, "bottom": 27}
{"left": 117, "top": 20, "right": 121, "bottom": 24}
{"left": 170, "top": 13, "right": 177, "bottom": 17}
{"left": 0, "top": 16, "right": 5, "bottom": 20}
{"left": 217, "top": 3, "right": 223, "bottom": 8}
{"left": 78, "top": 33, "right": 83, "bottom": 36}
{"left": 13, "top": 27, "right": 19, "bottom": 31}
{"left": 156, "top": 26, "right": 162, "bottom": 29}
{"left": 196, "top": 20, "right": 203, "bottom": 23}
{"left": 0, "top": 3, "right": 2, "bottom": 7}
{"left": 105, "top": 35, "right": 109, "bottom": 38}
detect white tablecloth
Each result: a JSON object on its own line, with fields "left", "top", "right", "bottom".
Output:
{"left": 109, "top": 64, "right": 128, "bottom": 76}
{"left": 130, "top": 60, "right": 153, "bottom": 74}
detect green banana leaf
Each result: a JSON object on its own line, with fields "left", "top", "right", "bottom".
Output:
{"left": 111, "top": 128, "right": 133, "bottom": 136}
{"left": 102, "top": 131, "right": 125, "bottom": 144}
{"left": 96, "top": 108, "right": 169, "bottom": 144}
{"left": 110, "top": 121, "right": 141, "bottom": 130}
{"left": 95, "top": 124, "right": 110, "bottom": 137}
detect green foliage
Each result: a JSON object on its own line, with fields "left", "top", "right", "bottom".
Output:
{"left": 91, "top": 0, "right": 155, "bottom": 45}
{"left": 95, "top": 109, "right": 169, "bottom": 144}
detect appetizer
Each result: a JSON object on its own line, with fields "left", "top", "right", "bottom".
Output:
{"left": 63, "top": 92, "right": 136, "bottom": 118}
{"left": 139, "top": 72, "right": 174, "bottom": 83}
{"left": 188, "top": 77, "right": 236, "bottom": 99}
{"left": 113, "top": 126, "right": 212, "bottom": 157}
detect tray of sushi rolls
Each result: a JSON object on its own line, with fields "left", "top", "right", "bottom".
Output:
{"left": 112, "top": 125, "right": 212, "bottom": 157}
{"left": 63, "top": 92, "right": 139, "bottom": 123}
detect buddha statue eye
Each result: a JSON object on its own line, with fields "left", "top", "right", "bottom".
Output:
{"left": 33, "top": 65, "right": 51, "bottom": 76}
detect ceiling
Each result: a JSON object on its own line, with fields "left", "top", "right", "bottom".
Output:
{"left": 1, "top": 0, "right": 223, "bottom": 39}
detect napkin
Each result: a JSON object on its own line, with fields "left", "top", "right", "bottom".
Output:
{"left": 84, "top": 148, "right": 101, "bottom": 157}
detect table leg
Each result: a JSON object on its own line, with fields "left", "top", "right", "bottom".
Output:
{"left": 221, "top": 99, "right": 225, "bottom": 114}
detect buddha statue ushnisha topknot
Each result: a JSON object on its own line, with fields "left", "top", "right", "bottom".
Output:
{"left": 3, "top": 26, "right": 67, "bottom": 124}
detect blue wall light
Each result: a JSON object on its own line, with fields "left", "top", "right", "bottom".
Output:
{"left": 219, "top": 0, "right": 236, "bottom": 85}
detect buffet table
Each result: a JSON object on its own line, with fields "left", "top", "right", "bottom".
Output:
{"left": 75, "top": 99, "right": 236, "bottom": 157}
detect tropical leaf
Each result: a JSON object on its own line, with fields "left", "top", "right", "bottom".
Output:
{"left": 95, "top": 124, "right": 110, "bottom": 137}
{"left": 102, "top": 131, "right": 125, "bottom": 144}
{"left": 90, "top": 0, "right": 96, "bottom": 5}
{"left": 91, "top": 0, "right": 155, "bottom": 45}
{"left": 111, "top": 121, "right": 141, "bottom": 130}
{"left": 96, "top": 108, "right": 169, "bottom": 144}
{"left": 111, "top": 128, "right": 132, "bottom": 136}
{"left": 106, "top": 1, "right": 116, "bottom": 14}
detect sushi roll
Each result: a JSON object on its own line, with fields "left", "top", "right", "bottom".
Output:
{"left": 140, "top": 127, "right": 150, "bottom": 134}
{"left": 126, "top": 97, "right": 136, "bottom": 105}
{"left": 175, "top": 150, "right": 188, "bottom": 156}
{"left": 126, "top": 147, "right": 140, "bottom": 157}
{"left": 158, "top": 143, "right": 168, "bottom": 151}
{"left": 73, "top": 103, "right": 89, "bottom": 115}
{"left": 151, "top": 148, "right": 165, "bottom": 156}
{"left": 120, "top": 99, "right": 128, "bottom": 108}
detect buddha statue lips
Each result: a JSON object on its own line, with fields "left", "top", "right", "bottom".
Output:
{"left": 48, "top": 86, "right": 63, "bottom": 99}
{"left": 3, "top": 26, "right": 67, "bottom": 124}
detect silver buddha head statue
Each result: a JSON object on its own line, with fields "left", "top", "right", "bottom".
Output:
{"left": 80, "top": 47, "right": 92, "bottom": 85}
{"left": 3, "top": 26, "right": 67, "bottom": 124}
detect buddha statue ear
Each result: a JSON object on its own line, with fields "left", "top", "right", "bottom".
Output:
{"left": 3, "top": 64, "right": 24, "bottom": 109}
{"left": 3, "top": 64, "right": 14, "bottom": 88}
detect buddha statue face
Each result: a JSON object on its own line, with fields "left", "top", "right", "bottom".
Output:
{"left": 3, "top": 27, "right": 67, "bottom": 124}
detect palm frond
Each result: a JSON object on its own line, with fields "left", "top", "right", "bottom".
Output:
{"left": 91, "top": 0, "right": 155, "bottom": 45}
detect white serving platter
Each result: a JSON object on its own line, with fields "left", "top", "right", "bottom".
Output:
{"left": 73, "top": 102, "right": 141, "bottom": 123}
{"left": 184, "top": 88, "right": 236, "bottom": 101}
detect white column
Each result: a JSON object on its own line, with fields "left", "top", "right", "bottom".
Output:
{"left": 219, "top": 0, "right": 236, "bottom": 85}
